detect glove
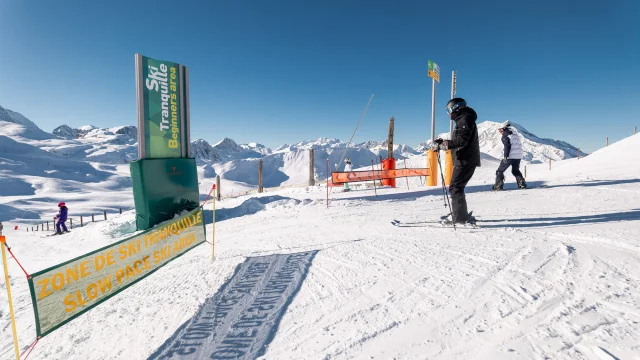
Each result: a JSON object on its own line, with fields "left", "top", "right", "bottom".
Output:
{"left": 502, "top": 157, "right": 508, "bottom": 163}
{"left": 431, "top": 139, "right": 448, "bottom": 151}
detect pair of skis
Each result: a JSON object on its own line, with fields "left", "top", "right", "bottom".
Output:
{"left": 44, "top": 231, "right": 71, "bottom": 237}
{"left": 391, "top": 212, "right": 479, "bottom": 229}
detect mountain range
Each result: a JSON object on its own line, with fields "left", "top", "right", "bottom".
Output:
{"left": 0, "top": 103, "right": 585, "bottom": 187}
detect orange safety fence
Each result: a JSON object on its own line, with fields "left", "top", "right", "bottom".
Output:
{"left": 332, "top": 168, "right": 431, "bottom": 184}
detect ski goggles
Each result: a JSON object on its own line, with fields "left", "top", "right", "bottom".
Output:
{"left": 446, "top": 100, "right": 467, "bottom": 114}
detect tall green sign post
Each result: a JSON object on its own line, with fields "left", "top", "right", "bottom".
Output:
{"left": 131, "top": 54, "right": 199, "bottom": 230}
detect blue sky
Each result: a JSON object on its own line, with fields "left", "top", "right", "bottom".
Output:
{"left": 1, "top": 0, "right": 638, "bottom": 152}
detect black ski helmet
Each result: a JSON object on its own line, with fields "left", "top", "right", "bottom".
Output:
{"left": 446, "top": 98, "right": 467, "bottom": 115}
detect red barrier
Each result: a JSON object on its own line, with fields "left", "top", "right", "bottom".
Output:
{"left": 381, "top": 158, "right": 396, "bottom": 187}
{"left": 332, "top": 168, "right": 431, "bottom": 184}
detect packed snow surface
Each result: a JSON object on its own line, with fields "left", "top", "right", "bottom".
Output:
{"left": 1, "top": 134, "right": 639, "bottom": 359}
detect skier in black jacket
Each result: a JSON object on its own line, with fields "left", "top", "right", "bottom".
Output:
{"left": 432, "top": 98, "right": 480, "bottom": 225}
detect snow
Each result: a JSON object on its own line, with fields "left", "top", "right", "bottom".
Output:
{"left": 1, "top": 130, "right": 639, "bottom": 359}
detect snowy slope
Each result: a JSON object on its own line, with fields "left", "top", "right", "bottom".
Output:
{"left": 1, "top": 132, "right": 639, "bottom": 360}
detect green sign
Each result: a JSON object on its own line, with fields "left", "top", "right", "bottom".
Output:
{"left": 27, "top": 207, "right": 205, "bottom": 337}
{"left": 428, "top": 60, "right": 440, "bottom": 82}
{"left": 136, "top": 55, "right": 190, "bottom": 159}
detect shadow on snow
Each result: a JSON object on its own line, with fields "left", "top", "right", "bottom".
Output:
{"left": 148, "top": 251, "right": 318, "bottom": 360}
{"left": 478, "top": 209, "right": 640, "bottom": 228}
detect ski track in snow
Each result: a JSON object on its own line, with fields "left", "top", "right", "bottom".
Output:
{"left": 2, "top": 136, "right": 640, "bottom": 359}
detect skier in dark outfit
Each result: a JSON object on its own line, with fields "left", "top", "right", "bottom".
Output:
{"left": 432, "top": 98, "right": 481, "bottom": 225}
{"left": 493, "top": 120, "right": 527, "bottom": 190}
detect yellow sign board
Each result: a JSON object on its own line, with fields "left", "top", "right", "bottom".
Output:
{"left": 28, "top": 207, "right": 205, "bottom": 337}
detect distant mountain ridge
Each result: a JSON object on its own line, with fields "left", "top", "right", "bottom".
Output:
{"left": 477, "top": 121, "right": 584, "bottom": 163}
{"left": 0, "top": 103, "right": 585, "bottom": 189}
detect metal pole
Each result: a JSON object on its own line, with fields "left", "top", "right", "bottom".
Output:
{"left": 404, "top": 159, "right": 409, "bottom": 190}
{"left": 0, "top": 236, "right": 21, "bottom": 360}
{"left": 371, "top": 160, "right": 378, "bottom": 197}
{"left": 450, "top": 71, "right": 456, "bottom": 136}
{"left": 135, "top": 54, "right": 146, "bottom": 160}
{"left": 431, "top": 78, "right": 436, "bottom": 143}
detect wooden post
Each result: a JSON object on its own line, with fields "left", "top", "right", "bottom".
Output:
{"left": 308, "top": 149, "right": 315, "bottom": 186}
{"left": 326, "top": 159, "right": 329, "bottom": 208}
{"left": 0, "top": 236, "right": 21, "bottom": 360}
{"left": 70, "top": 218, "right": 73, "bottom": 229}
{"left": 578, "top": 148, "right": 580, "bottom": 160}
{"left": 635, "top": 126, "right": 637, "bottom": 134}
{"left": 216, "top": 175, "right": 221, "bottom": 201}
{"left": 47, "top": 221, "right": 49, "bottom": 231}
{"left": 524, "top": 166, "right": 527, "bottom": 178}
{"left": 549, "top": 158, "right": 551, "bottom": 170}
{"left": 606, "top": 137, "right": 609, "bottom": 146}
{"left": 104, "top": 210, "right": 107, "bottom": 221}
{"left": 81, "top": 215, "right": 83, "bottom": 227}
{"left": 258, "top": 160, "right": 264, "bottom": 193}
{"left": 92, "top": 214, "right": 95, "bottom": 222}
{"left": 388, "top": 117, "right": 394, "bottom": 159}
{"left": 41, "top": 223, "right": 44, "bottom": 231}
{"left": 212, "top": 185, "right": 216, "bottom": 260}
{"left": 119, "top": 208, "right": 122, "bottom": 214}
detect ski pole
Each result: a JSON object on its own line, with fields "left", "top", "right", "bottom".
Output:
{"left": 371, "top": 160, "right": 378, "bottom": 197}
{"left": 435, "top": 147, "right": 456, "bottom": 231}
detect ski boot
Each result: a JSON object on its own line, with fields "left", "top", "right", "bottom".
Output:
{"left": 440, "top": 211, "right": 476, "bottom": 227}
{"left": 492, "top": 178, "right": 504, "bottom": 191}
{"left": 516, "top": 177, "right": 528, "bottom": 189}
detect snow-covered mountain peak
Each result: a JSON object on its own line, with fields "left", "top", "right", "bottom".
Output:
{"left": 190, "top": 139, "right": 221, "bottom": 162}
{"left": 0, "top": 105, "right": 40, "bottom": 130}
{"left": 240, "top": 142, "right": 272, "bottom": 155}
{"left": 478, "top": 120, "right": 582, "bottom": 163}
{"left": 213, "top": 137, "right": 244, "bottom": 152}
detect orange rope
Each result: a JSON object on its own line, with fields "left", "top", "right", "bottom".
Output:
{"left": 4, "top": 243, "right": 30, "bottom": 278}
{"left": 21, "top": 338, "right": 39, "bottom": 359}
